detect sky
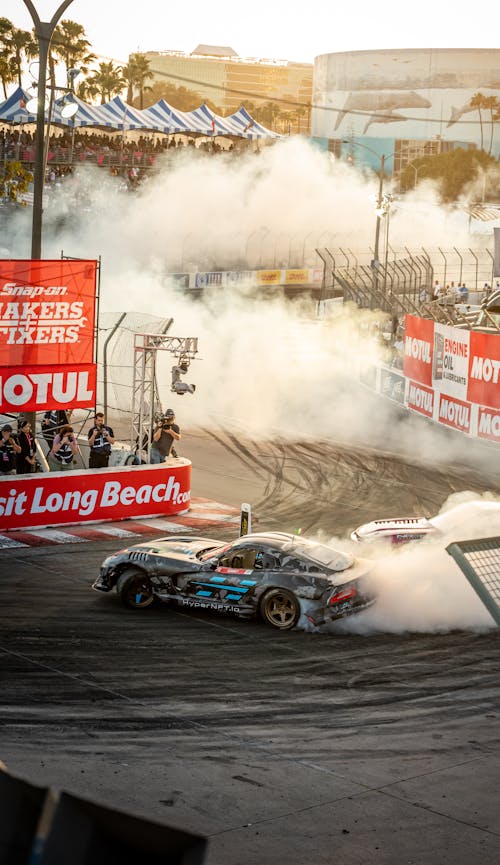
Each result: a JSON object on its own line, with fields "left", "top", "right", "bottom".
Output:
{"left": 2, "top": 0, "right": 499, "bottom": 65}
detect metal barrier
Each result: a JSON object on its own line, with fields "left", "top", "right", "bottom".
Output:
{"left": 447, "top": 537, "right": 500, "bottom": 626}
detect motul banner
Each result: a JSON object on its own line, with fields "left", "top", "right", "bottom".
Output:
{"left": 0, "top": 363, "right": 97, "bottom": 412}
{"left": 467, "top": 330, "right": 500, "bottom": 410}
{"left": 403, "top": 315, "right": 434, "bottom": 386}
{"left": 0, "top": 259, "right": 97, "bottom": 367}
{"left": 477, "top": 406, "right": 500, "bottom": 442}
{"left": 407, "top": 380, "right": 434, "bottom": 417}
{"left": 0, "top": 462, "right": 191, "bottom": 531}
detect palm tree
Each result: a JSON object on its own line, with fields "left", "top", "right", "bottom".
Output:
{"left": 86, "top": 60, "right": 124, "bottom": 104}
{"left": 482, "top": 95, "right": 500, "bottom": 155}
{"left": 50, "top": 20, "right": 95, "bottom": 87}
{"left": 0, "top": 53, "right": 17, "bottom": 99}
{"left": 470, "top": 92, "right": 487, "bottom": 151}
{"left": 122, "top": 52, "right": 152, "bottom": 108}
{"left": 0, "top": 21, "right": 37, "bottom": 87}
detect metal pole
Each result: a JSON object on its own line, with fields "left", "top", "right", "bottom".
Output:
{"left": 23, "top": 0, "right": 75, "bottom": 258}
{"left": 22, "top": 1, "right": 75, "bottom": 448}
{"left": 373, "top": 154, "right": 385, "bottom": 268}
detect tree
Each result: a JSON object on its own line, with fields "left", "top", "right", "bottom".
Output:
{"left": 85, "top": 60, "right": 123, "bottom": 104}
{"left": 482, "top": 95, "right": 500, "bottom": 155}
{"left": 470, "top": 92, "right": 487, "bottom": 151}
{"left": 0, "top": 20, "right": 36, "bottom": 88}
{"left": 144, "top": 79, "right": 207, "bottom": 111}
{"left": 0, "top": 52, "right": 17, "bottom": 99}
{"left": 0, "top": 160, "right": 33, "bottom": 204}
{"left": 122, "top": 52, "right": 153, "bottom": 108}
{"left": 50, "top": 19, "right": 95, "bottom": 87}
{"left": 399, "top": 148, "right": 499, "bottom": 203}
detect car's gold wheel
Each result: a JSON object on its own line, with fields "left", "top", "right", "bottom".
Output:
{"left": 260, "top": 588, "right": 300, "bottom": 630}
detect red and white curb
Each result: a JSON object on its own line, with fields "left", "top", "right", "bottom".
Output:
{"left": 0, "top": 498, "right": 241, "bottom": 549}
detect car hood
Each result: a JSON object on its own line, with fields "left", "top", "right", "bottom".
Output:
{"left": 114, "top": 536, "right": 220, "bottom": 562}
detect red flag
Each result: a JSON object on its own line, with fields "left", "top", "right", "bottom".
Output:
{"left": 211, "top": 118, "right": 216, "bottom": 132}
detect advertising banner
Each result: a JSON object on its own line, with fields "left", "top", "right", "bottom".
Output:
{"left": 0, "top": 462, "right": 191, "bottom": 531}
{"left": 256, "top": 270, "right": 282, "bottom": 285}
{"left": 437, "top": 393, "right": 472, "bottom": 434}
{"left": 477, "top": 406, "right": 500, "bottom": 442}
{"left": 407, "top": 380, "right": 434, "bottom": 418}
{"left": 432, "top": 324, "right": 470, "bottom": 400}
{"left": 380, "top": 367, "right": 406, "bottom": 404}
{"left": 0, "top": 363, "right": 97, "bottom": 412}
{"left": 467, "top": 330, "right": 500, "bottom": 410}
{"left": 403, "top": 315, "right": 434, "bottom": 386}
{"left": 0, "top": 259, "right": 97, "bottom": 367}
{"left": 285, "top": 269, "right": 309, "bottom": 285}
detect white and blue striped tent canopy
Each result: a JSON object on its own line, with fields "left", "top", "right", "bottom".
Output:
{"left": 0, "top": 87, "right": 280, "bottom": 139}
{"left": 0, "top": 86, "right": 37, "bottom": 124}
{"left": 97, "top": 95, "right": 160, "bottom": 131}
{"left": 141, "top": 99, "right": 203, "bottom": 134}
{"left": 51, "top": 93, "right": 115, "bottom": 128}
{"left": 228, "top": 106, "right": 281, "bottom": 140}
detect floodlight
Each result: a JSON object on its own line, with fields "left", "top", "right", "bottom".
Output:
{"left": 25, "top": 96, "right": 39, "bottom": 113}
{"left": 61, "top": 101, "right": 78, "bottom": 118}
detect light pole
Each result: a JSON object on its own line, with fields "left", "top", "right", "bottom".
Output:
{"left": 22, "top": 0, "right": 75, "bottom": 259}
{"left": 342, "top": 139, "right": 393, "bottom": 276}
{"left": 408, "top": 161, "right": 427, "bottom": 189}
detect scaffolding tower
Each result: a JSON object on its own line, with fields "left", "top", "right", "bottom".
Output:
{"left": 131, "top": 333, "right": 198, "bottom": 460}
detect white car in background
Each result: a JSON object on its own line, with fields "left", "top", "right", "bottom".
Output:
{"left": 351, "top": 500, "right": 500, "bottom": 545}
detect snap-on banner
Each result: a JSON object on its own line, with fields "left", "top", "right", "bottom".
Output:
{"left": 0, "top": 462, "right": 191, "bottom": 531}
{"left": 0, "top": 259, "right": 97, "bottom": 367}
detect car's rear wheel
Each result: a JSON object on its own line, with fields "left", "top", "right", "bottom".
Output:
{"left": 117, "top": 568, "right": 155, "bottom": 609}
{"left": 260, "top": 588, "right": 300, "bottom": 630}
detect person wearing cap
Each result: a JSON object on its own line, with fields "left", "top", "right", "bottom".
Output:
{"left": 150, "top": 409, "right": 181, "bottom": 463}
{"left": 17, "top": 418, "right": 36, "bottom": 474}
{"left": 0, "top": 424, "right": 21, "bottom": 475}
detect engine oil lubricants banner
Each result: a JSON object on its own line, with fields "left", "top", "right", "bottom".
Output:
{"left": 0, "top": 462, "right": 191, "bottom": 531}
{"left": 0, "top": 259, "right": 97, "bottom": 412}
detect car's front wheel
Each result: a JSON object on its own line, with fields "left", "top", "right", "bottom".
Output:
{"left": 117, "top": 568, "right": 155, "bottom": 609}
{"left": 260, "top": 588, "right": 300, "bottom": 630}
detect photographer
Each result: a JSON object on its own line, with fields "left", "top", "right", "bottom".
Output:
{"left": 0, "top": 423, "right": 21, "bottom": 476}
{"left": 48, "top": 424, "right": 78, "bottom": 471}
{"left": 150, "top": 409, "right": 181, "bottom": 463}
{"left": 88, "top": 412, "right": 115, "bottom": 469}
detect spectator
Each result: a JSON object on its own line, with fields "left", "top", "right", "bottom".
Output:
{"left": 48, "top": 425, "right": 78, "bottom": 471}
{"left": 17, "top": 418, "right": 36, "bottom": 474}
{"left": 88, "top": 412, "right": 115, "bottom": 468}
{"left": 41, "top": 409, "right": 58, "bottom": 449}
{"left": 458, "top": 283, "right": 469, "bottom": 303}
{"left": 150, "top": 409, "right": 181, "bottom": 463}
{"left": 0, "top": 424, "right": 21, "bottom": 475}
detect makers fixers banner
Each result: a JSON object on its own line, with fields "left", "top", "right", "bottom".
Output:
{"left": 0, "top": 259, "right": 97, "bottom": 367}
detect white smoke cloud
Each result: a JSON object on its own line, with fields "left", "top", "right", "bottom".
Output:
{"left": 318, "top": 493, "right": 500, "bottom": 634}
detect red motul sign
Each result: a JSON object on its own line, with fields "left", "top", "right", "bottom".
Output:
{"left": 0, "top": 363, "right": 96, "bottom": 412}
{"left": 0, "top": 463, "right": 191, "bottom": 531}
{"left": 468, "top": 331, "right": 500, "bottom": 411}
{"left": 0, "top": 259, "right": 97, "bottom": 412}
{"left": 403, "top": 315, "right": 434, "bottom": 386}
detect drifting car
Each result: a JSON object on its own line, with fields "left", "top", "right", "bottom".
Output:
{"left": 351, "top": 500, "right": 500, "bottom": 546}
{"left": 93, "top": 531, "right": 376, "bottom": 630}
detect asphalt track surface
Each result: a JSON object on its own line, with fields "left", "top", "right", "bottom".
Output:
{"left": 1, "top": 426, "right": 500, "bottom": 864}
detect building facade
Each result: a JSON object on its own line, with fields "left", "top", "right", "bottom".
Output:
{"left": 312, "top": 48, "right": 500, "bottom": 169}
{"left": 144, "top": 45, "right": 313, "bottom": 134}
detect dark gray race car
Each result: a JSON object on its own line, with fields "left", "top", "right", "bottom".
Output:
{"left": 93, "top": 531, "right": 376, "bottom": 630}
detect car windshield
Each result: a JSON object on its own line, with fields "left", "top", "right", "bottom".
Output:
{"left": 289, "top": 541, "right": 353, "bottom": 571}
{"left": 198, "top": 543, "right": 232, "bottom": 561}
